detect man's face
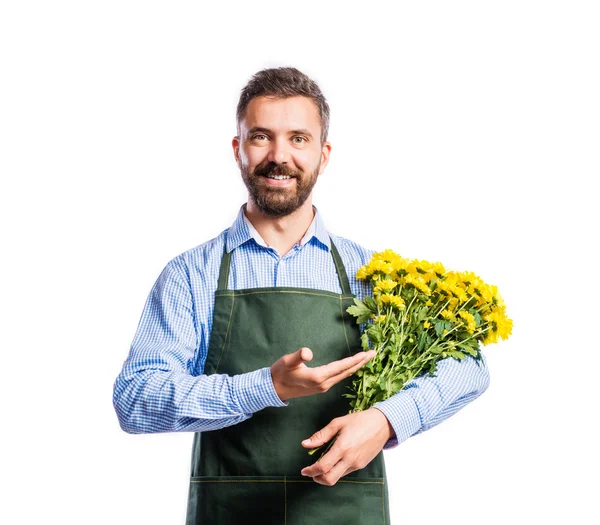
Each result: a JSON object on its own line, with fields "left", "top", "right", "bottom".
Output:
{"left": 233, "top": 96, "right": 331, "bottom": 217}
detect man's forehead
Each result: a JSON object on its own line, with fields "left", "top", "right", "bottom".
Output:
{"left": 241, "top": 96, "right": 321, "bottom": 130}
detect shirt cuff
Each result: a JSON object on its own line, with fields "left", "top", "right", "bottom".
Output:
{"left": 232, "top": 367, "right": 289, "bottom": 414}
{"left": 372, "top": 392, "right": 422, "bottom": 450}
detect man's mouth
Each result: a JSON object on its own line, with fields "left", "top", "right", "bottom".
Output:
{"left": 264, "top": 174, "right": 293, "bottom": 180}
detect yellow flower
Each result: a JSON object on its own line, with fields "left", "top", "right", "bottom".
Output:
{"left": 440, "top": 309, "right": 454, "bottom": 320}
{"left": 423, "top": 321, "right": 431, "bottom": 329}
{"left": 375, "top": 249, "right": 402, "bottom": 264}
{"left": 356, "top": 266, "right": 370, "bottom": 280}
{"left": 371, "top": 314, "right": 387, "bottom": 324}
{"left": 403, "top": 273, "right": 431, "bottom": 295}
{"left": 368, "top": 259, "right": 394, "bottom": 275}
{"left": 484, "top": 308, "right": 513, "bottom": 341}
{"left": 376, "top": 279, "right": 397, "bottom": 292}
{"left": 380, "top": 294, "right": 406, "bottom": 309}
{"left": 483, "top": 330, "right": 499, "bottom": 346}
{"left": 458, "top": 311, "right": 476, "bottom": 334}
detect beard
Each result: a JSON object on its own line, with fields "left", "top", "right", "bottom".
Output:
{"left": 240, "top": 159, "right": 320, "bottom": 217}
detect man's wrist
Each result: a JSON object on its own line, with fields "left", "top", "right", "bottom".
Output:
{"left": 370, "top": 407, "right": 396, "bottom": 440}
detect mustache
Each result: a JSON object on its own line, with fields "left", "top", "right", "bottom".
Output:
{"left": 254, "top": 162, "right": 300, "bottom": 178}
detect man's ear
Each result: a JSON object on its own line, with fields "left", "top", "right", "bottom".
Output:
{"left": 232, "top": 136, "right": 241, "bottom": 167}
{"left": 318, "top": 141, "right": 332, "bottom": 175}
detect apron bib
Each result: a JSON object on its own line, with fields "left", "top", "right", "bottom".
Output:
{"left": 186, "top": 239, "right": 391, "bottom": 524}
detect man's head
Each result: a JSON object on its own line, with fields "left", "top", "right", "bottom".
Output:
{"left": 236, "top": 67, "right": 330, "bottom": 146}
{"left": 232, "top": 67, "right": 332, "bottom": 218}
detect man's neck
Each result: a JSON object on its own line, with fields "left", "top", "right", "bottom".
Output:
{"left": 244, "top": 201, "right": 315, "bottom": 257}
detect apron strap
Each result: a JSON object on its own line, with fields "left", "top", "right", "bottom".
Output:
{"left": 217, "top": 245, "right": 233, "bottom": 290}
{"left": 329, "top": 237, "right": 352, "bottom": 295}
{"left": 217, "top": 237, "right": 353, "bottom": 295}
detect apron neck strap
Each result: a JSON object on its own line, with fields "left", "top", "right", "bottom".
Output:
{"left": 217, "top": 238, "right": 353, "bottom": 295}
{"left": 329, "top": 238, "right": 352, "bottom": 295}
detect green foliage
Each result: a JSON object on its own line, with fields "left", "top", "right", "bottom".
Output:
{"left": 345, "top": 295, "right": 483, "bottom": 413}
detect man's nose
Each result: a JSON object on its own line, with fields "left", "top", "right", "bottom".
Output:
{"left": 267, "top": 137, "right": 291, "bottom": 164}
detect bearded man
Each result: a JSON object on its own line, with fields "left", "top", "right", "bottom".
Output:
{"left": 113, "top": 66, "right": 490, "bottom": 524}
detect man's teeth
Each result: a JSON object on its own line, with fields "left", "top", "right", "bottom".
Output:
{"left": 267, "top": 175, "right": 292, "bottom": 180}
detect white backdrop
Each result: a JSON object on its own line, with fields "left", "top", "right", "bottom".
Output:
{"left": 1, "top": 1, "right": 599, "bottom": 524}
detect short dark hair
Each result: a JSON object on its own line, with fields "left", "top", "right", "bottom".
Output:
{"left": 236, "top": 67, "right": 330, "bottom": 145}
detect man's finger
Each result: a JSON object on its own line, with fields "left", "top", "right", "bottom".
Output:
{"left": 320, "top": 351, "right": 375, "bottom": 387}
{"left": 301, "top": 437, "right": 344, "bottom": 478}
{"left": 301, "top": 419, "right": 341, "bottom": 449}
{"left": 288, "top": 347, "right": 313, "bottom": 367}
{"left": 316, "top": 350, "right": 375, "bottom": 379}
{"left": 312, "top": 458, "right": 349, "bottom": 486}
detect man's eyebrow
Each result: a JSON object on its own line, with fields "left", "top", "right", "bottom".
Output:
{"left": 246, "top": 127, "right": 314, "bottom": 139}
{"left": 289, "top": 128, "right": 314, "bottom": 139}
{"left": 246, "top": 127, "right": 271, "bottom": 137}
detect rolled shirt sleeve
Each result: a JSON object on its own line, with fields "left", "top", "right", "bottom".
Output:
{"left": 372, "top": 353, "right": 491, "bottom": 450}
{"left": 113, "top": 259, "right": 287, "bottom": 435}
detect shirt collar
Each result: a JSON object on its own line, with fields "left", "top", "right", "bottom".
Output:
{"left": 225, "top": 203, "right": 331, "bottom": 253}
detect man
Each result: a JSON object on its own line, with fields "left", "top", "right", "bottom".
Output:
{"left": 113, "top": 67, "right": 490, "bottom": 524}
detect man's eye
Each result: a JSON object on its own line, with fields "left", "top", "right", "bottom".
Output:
{"left": 292, "top": 137, "right": 306, "bottom": 144}
{"left": 253, "top": 134, "right": 268, "bottom": 141}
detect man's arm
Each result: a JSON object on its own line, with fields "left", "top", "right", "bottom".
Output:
{"left": 112, "top": 258, "right": 287, "bottom": 434}
{"left": 113, "top": 256, "right": 379, "bottom": 434}
{"left": 372, "top": 353, "right": 491, "bottom": 449}
{"left": 300, "top": 355, "right": 490, "bottom": 485}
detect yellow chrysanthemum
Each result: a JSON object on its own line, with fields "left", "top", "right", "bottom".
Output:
{"left": 403, "top": 273, "right": 432, "bottom": 295}
{"left": 376, "top": 279, "right": 397, "bottom": 292}
{"left": 368, "top": 259, "right": 395, "bottom": 276}
{"left": 370, "top": 314, "right": 387, "bottom": 324}
{"left": 484, "top": 309, "right": 513, "bottom": 341}
{"left": 423, "top": 321, "right": 431, "bottom": 329}
{"left": 483, "top": 330, "right": 499, "bottom": 346}
{"left": 374, "top": 249, "right": 402, "bottom": 264}
{"left": 440, "top": 309, "right": 454, "bottom": 320}
{"left": 458, "top": 311, "right": 476, "bottom": 334}
{"left": 356, "top": 266, "right": 370, "bottom": 280}
{"left": 380, "top": 294, "right": 406, "bottom": 309}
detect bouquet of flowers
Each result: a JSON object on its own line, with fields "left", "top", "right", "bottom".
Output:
{"left": 345, "top": 248, "right": 512, "bottom": 411}
{"left": 308, "top": 249, "right": 512, "bottom": 456}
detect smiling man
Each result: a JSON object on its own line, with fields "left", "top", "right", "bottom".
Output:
{"left": 113, "top": 67, "right": 490, "bottom": 525}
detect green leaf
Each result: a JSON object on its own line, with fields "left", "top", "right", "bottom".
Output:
{"left": 361, "top": 332, "right": 371, "bottom": 351}
{"left": 390, "top": 379, "right": 406, "bottom": 392}
{"left": 367, "top": 324, "right": 384, "bottom": 344}
{"left": 347, "top": 299, "right": 373, "bottom": 324}
{"left": 448, "top": 350, "right": 466, "bottom": 360}
{"left": 418, "top": 332, "right": 427, "bottom": 352}
{"left": 459, "top": 345, "right": 478, "bottom": 357}
{"left": 434, "top": 321, "right": 445, "bottom": 337}
{"left": 364, "top": 296, "right": 378, "bottom": 312}
{"left": 428, "top": 361, "right": 438, "bottom": 376}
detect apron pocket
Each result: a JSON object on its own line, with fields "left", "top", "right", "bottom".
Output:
{"left": 187, "top": 475, "right": 286, "bottom": 525}
{"left": 285, "top": 476, "right": 387, "bottom": 525}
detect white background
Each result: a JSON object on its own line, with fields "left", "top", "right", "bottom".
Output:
{"left": 1, "top": 1, "right": 599, "bottom": 523}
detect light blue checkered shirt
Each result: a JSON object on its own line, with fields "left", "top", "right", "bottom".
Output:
{"left": 113, "top": 204, "right": 490, "bottom": 449}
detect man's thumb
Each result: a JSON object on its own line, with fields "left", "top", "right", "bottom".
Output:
{"left": 302, "top": 421, "right": 339, "bottom": 448}
{"left": 291, "top": 347, "right": 312, "bottom": 365}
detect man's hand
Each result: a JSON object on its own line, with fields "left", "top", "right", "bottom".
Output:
{"left": 299, "top": 408, "right": 395, "bottom": 486}
{"left": 270, "top": 348, "right": 376, "bottom": 403}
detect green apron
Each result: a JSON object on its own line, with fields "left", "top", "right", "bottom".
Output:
{"left": 186, "top": 239, "right": 391, "bottom": 524}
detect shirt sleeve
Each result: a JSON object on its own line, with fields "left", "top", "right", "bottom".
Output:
{"left": 372, "top": 353, "right": 490, "bottom": 450}
{"left": 112, "top": 258, "right": 287, "bottom": 435}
